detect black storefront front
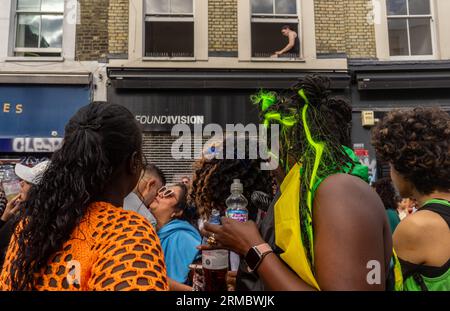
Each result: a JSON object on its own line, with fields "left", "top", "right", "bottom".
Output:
{"left": 350, "top": 60, "right": 450, "bottom": 182}
{"left": 107, "top": 68, "right": 350, "bottom": 182}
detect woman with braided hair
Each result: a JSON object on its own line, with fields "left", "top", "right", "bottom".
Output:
{"left": 201, "top": 75, "right": 395, "bottom": 291}
{"left": 0, "top": 102, "right": 168, "bottom": 291}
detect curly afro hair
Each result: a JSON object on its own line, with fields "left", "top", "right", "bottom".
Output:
{"left": 372, "top": 107, "right": 450, "bottom": 195}
{"left": 189, "top": 141, "right": 275, "bottom": 221}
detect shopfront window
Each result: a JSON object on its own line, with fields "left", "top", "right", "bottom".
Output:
{"left": 386, "top": 0, "right": 434, "bottom": 57}
{"left": 251, "top": 0, "right": 301, "bottom": 58}
{"left": 144, "top": 0, "right": 194, "bottom": 58}
{"left": 13, "top": 0, "right": 64, "bottom": 57}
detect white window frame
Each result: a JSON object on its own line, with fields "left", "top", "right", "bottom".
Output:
{"left": 11, "top": 0, "right": 65, "bottom": 58}
{"left": 144, "top": 0, "right": 196, "bottom": 60}
{"left": 250, "top": 0, "right": 302, "bottom": 60}
{"left": 385, "top": 0, "right": 437, "bottom": 60}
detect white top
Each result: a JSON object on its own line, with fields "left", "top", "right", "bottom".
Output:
{"left": 123, "top": 192, "right": 157, "bottom": 228}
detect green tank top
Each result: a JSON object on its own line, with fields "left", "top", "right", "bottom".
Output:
{"left": 404, "top": 267, "right": 450, "bottom": 291}
{"left": 401, "top": 199, "right": 450, "bottom": 291}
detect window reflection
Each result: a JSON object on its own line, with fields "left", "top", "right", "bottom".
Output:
{"left": 41, "top": 15, "right": 63, "bottom": 48}
{"left": 41, "top": 0, "right": 65, "bottom": 12}
{"left": 16, "top": 15, "right": 40, "bottom": 48}
{"left": 251, "top": 0, "right": 272, "bottom": 14}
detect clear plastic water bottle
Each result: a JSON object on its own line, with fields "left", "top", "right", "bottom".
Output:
{"left": 202, "top": 209, "right": 228, "bottom": 291}
{"left": 225, "top": 179, "right": 248, "bottom": 271}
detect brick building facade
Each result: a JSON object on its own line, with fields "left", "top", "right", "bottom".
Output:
{"left": 208, "top": 0, "right": 238, "bottom": 55}
{"left": 78, "top": 0, "right": 378, "bottom": 62}
{"left": 315, "top": 0, "right": 376, "bottom": 58}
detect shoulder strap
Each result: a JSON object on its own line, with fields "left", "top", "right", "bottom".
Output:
{"left": 421, "top": 199, "right": 450, "bottom": 228}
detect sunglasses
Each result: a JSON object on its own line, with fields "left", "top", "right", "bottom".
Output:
{"left": 157, "top": 186, "right": 175, "bottom": 198}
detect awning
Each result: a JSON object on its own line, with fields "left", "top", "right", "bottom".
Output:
{"left": 0, "top": 73, "right": 91, "bottom": 85}
{"left": 350, "top": 60, "right": 450, "bottom": 90}
{"left": 357, "top": 72, "right": 450, "bottom": 90}
{"left": 107, "top": 68, "right": 350, "bottom": 90}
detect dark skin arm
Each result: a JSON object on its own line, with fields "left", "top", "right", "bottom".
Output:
{"left": 202, "top": 174, "right": 391, "bottom": 291}
{"left": 168, "top": 278, "right": 193, "bottom": 291}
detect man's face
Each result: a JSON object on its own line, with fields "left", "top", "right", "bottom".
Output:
{"left": 281, "top": 29, "right": 289, "bottom": 36}
{"left": 138, "top": 175, "right": 163, "bottom": 207}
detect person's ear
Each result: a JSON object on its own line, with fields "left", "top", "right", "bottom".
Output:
{"left": 145, "top": 178, "right": 156, "bottom": 191}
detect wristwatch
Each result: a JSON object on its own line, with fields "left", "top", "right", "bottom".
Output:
{"left": 245, "top": 243, "right": 273, "bottom": 273}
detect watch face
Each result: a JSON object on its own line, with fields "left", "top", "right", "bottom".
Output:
{"left": 245, "top": 247, "right": 260, "bottom": 270}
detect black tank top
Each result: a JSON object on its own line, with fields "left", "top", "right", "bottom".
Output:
{"left": 291, "top": 34, "right": 300, "bottom": 55}
{"left": 399, "top": 199, "right": 450, "bottom": 279}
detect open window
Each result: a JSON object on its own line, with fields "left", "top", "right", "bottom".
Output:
{"left": 13, "top": 0, "right": 64, "bottom": 57}
{"left": 251, "top": 0, "right": 300, "bottom": 59}
{"left": 144, "top": 0, "right": 194, "bottom": 58}
{"left": 386, "top": 0, "right": 434, "bottom": 57}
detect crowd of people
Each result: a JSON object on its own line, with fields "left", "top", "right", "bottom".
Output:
{"left": 0, "top": 75, "right": 448, "bottom": 291}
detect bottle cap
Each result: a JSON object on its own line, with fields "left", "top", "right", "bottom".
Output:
{"left": 230, "top": 179, "right": 243, "bottom": 193}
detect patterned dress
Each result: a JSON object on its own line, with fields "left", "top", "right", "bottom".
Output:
{"left": 0, "top": 201, "right": 169, "bottom": 291}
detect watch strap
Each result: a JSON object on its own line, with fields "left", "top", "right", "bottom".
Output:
{"left": 246, "top": 243, "right": 273, "bottom": 273}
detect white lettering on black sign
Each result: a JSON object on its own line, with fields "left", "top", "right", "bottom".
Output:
{"left": 135, "top": 115, "right": 204, "bottom": 125}
{"left": 13, "top": 138, "right": 63, "bottom": 153}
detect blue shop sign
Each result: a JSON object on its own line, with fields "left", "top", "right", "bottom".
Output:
{"left": 0, "top": 137, "right": 62, "bottom": 153}
{"left": 0, "top": 84, "right": 90, "bottom": 138}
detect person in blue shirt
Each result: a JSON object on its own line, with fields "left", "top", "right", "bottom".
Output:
{"left": 150, "top": 183, "right": 201, "bottom": 286}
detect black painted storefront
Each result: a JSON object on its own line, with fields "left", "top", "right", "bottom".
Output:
{"left": 350, "top": 60, "right": 450, "bottom": 181}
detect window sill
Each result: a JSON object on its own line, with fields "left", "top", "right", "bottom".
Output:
{"left": 250, "top": 57, "right": 305, "bottom": 63}
{"left": 5, "top": 56, "right": 64, "bottom": 62}
{"left": 388, "top": 56, "right": 437, "bottom": 61}
{"left": 142, "top": 57, "right": 196, "bottom": 62}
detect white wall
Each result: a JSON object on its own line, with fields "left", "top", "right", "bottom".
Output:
{"left": 0, "top": 0, "right": 12, "bottom": 61}
{"left": 374, "top": 0, "right": 449, "bottom": 60}
{"left": 0, "top": 0, "right": 106, "bottom": 101}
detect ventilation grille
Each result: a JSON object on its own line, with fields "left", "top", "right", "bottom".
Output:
{"left": 142, "top": 133, "right": 213, "bottom": 184}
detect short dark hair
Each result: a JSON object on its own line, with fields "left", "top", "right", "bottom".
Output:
{"left": 372, "top": 178, "right": 398, "bottom": 210}
{"left": 281, "top": 25, "right": 291, "bottom": 30}
{"left": 372, "top": 107, "right": 450, "bottom": 195}
{"left": 173, "top": 183, "right": 198, "bottom": 227}
{"left": 144, "top": 163, "right": 166, "bottom": 185}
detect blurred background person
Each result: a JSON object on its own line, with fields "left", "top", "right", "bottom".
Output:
{"left": 0, "top": 161, "right": 50, "bottom": 267}
{"left": 372, "top": 178, "right": 401, "bottom": 234}
{"left": 397, "top": 198, "right": 417, "bottom": 220}
{"left": 123, "top": 163, "right": 166, "bottom": 227}
{"left": 372, "top": 107, "right": 450, "bottom": 291}
{"left": 0, "top": 185, "right": 7, "bottom": 217}
{"left": 181, "top": 176, "right": 191, "bottom": 188}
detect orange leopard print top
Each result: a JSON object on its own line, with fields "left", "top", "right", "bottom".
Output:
{"left": 0, "top": 202, "right": 169, "bottom": 291}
